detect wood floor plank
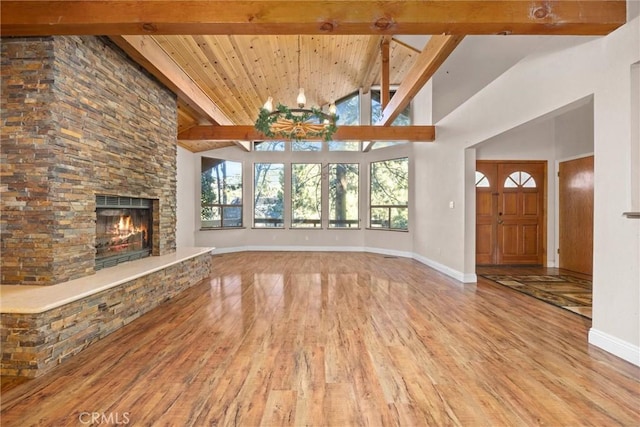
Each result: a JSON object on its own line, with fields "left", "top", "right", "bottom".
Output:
{"left": 1, "top": 252, "right": 639, "bottom": 426}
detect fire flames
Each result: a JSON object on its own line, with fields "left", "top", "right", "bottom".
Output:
{"left": 111, "top": 215, "right": 147, "bottom": 242}
{"left": 95, "top": 214, "right": 148, "bottom": 258}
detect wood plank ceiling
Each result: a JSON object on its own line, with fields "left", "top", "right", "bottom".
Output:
{"left": 156, "top": 34, "right": 419, "bottom": 130}
{"left": 0, "top": 1, "right": 628, "bottom": 152}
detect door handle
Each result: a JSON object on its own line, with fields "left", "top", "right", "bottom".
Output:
{"left": 497, "top": 219, "right": 503, "bottom": 224}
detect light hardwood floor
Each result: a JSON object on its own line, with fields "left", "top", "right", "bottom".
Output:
{"left": 2, "top": 252, "right": 639, "bottom": 426}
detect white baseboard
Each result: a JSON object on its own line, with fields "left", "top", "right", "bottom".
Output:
{"left": 588, "top": 328, "right": 640, "bottom": 366}
{"left": 363, "top": 247, "right": 414, "bottom": 259}
{"left": 211, "top": 246, "right": 477, "bottom": 284}
{"left": 211, "top": 245, "right": 369, "bottom": 254}
{"left": 412, "top": 253, "right": 477, "bottom": 283}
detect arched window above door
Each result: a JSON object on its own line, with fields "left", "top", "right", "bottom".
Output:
{"left": 504, "top": 171, "right": 536, "bottom": 188}
{"left": 475, "top": 171, "right": 490, "bottom": 188}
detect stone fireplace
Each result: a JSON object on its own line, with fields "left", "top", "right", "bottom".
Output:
{"left": 1, "top": 35, "right": 177, "bottom": 286}
{"left": 1, "top": 35, "right": 214, "bottom": 377}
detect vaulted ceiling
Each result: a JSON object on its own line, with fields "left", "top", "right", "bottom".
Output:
{"left": 0, "top": 1, "right": 628, "bottom": 152}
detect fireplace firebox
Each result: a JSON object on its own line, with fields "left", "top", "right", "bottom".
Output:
{"left": 95, "top": 196, "right": 153, "bottom": 270}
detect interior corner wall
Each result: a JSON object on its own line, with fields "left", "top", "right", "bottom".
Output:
{"left": 554, "top": 99, "right": 594, "bottom": 160}
{"left": 176, "top": 146, "right": 196, "bottom": 248}
{"left": 412, "top": 141, "right": 468, "bottom": 280}
{"left": 413, "top": 18, "right": 639, "bottom": 364}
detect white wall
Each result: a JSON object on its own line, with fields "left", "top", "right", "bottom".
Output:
{"left": 176, "top": 146, "right": 196, "bottom": 247}
{"left": 414, "top": 17, "right": 640, "bottom": 365}
{"left": 554, "top": 99, "right": 594, "bottom": 160}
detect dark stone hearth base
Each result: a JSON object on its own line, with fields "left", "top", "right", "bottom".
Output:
{"left": 1, "top": 253, "right": 212, "bottom": 378}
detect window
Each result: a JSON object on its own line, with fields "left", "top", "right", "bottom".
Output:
{"left": 201, "top": 158, "right": 243, "bottom": 228}
{"left": 371, "top": 90, "right": 411, "bottom": 126}
{"left": 335, "top": 92, "right": 360, "bottom": 126}
{"left": 329, "top": 164, "right": 359, "bottom": 228}
{"left": 370, "top": 158, "right": 409, "bottom": 230}
{"left": 254, "top": 141, "right": 285, "bottom": 151}
{"left": 370, "top": 90, "right": 411, "bottom": 150}
{"left": 292, "top": 141, "right": 322, "bottom": 151}
{"left": 254, "top": 163, "right": 284, "bottom": 227}
{"left": 327, "top": 92, "right": 361, "bottom": 151}
{"left": 475, "top": 171, "right": 490, "bottom": 188}
{"left": 291, "top": 163, "right": 322, "bottom": 227}
{"left": 504, "top": 171, "right": 536, "bottom": 188}
{"left": 328, "top": 141, "right": 360, "bottom": 151}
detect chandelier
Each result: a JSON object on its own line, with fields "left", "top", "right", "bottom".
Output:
{"left": 255, "top": 36, "right": 338, "bottom": 141}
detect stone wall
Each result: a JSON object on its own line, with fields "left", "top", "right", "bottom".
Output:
{"left": 1, "top": 252, "right": 212, "bottom": 378}
{"left": 1, "top": 36, "right": 177, "bottom": 285}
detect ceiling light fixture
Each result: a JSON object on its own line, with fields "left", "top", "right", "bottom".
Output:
{"left": 255, "top": 35, "right": 338, "bottom": 141}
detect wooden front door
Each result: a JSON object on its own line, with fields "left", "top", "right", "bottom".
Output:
{"left": 559, "top": 156, "right": 594, "bottom": 274}
{"left": 475, "top": 162, "right": 498, "bottom": 265}
{"left": 476, "top": 161, "right": 546, "bottom": 265}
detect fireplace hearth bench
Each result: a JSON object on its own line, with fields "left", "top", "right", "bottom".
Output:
{"left": 0, "top": 247, "right": 214, "bottom": 378}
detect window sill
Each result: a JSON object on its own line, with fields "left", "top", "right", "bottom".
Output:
{"left": 200, "top": 227, "right": 246, "bottom": 231}
{"left": 365, "top": 227, "right": 409, "bottom": 232}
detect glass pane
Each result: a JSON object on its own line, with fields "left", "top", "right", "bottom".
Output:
{"left": 329, "top": 164, "right": 359, "bottom": 228}
{"left": 390, "top": 207, "right": 408, "bottom": 230}
{"left": 504, "top": 175, "right": 519, "bottom": 188}
{"left": 370, "top": 207, "right": 388, "bottom": 228}
{"left": 201, "top": 206, "right": 221, "bottom": 228}
{"left": 475, "top": 171, "right": 490, "bottom": 188}
{"left": 292, "top": 163, "right": 322, "bottom": 228}
{"left": 254, "top": 163, "right": 284, "bottom": 228}
{"left": 336, "top": 92, "right": 360, "bottom": 125}
{"left": 254, "top": 141, "right": 285, "bottom": 151}
{"left": 328, "top": 141, "right": 360, "bottom": 151}
{"left": 370, "top": 158, "right": 409, "bottom": 206}
{"left": 520, "top": 172, "right": 536, "bottom": 187}
{"left": 504, "top": 171, "right": 536, "bottom": 188}
{"left": 201, "top": 158, "right": 243, "bottom": 228}
{"left": 222, "top": 206, "right": 242, "bottom": 227}
{"left": 292, "top": 141, "right": 322, "bottom": 151}
{"left": 371, "top": 141, "right": 407, "bottom": 150}
{"left": 371, "top": 90, "right": 411, "bottom": 126}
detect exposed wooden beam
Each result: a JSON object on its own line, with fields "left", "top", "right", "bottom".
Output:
{"left": 178, "top": 125, "right": 435, "bottom": 143}
{"left": 359, "top": 36, "right": 383, "bottom": 94}
{"left": 380, "top": 36, "right": 391, "bottom": 109}
{"left": 110, "top": 35, "right": 250, "bottom": 151}
{"left": 362, "top": 141, "right": 375, "bottom": 152}
{"left": 0, "top": 1, "right": 626, "bottom": 36}
{"left": 378, "top": 35, "right": 464, "bottom": 126}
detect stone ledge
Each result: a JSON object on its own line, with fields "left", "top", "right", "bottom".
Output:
{"left": 0, "top": 247, "right": 214, "bottom": 314}
{"left": 1, "top": 248, "right": 214, "bottom": 377}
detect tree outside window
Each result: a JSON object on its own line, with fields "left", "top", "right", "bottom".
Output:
{"left": 201, "top": 158, "right": 243, "bottom": 228}
{"left": 370, "top": 158, "right": 408, "bottom": 230}
{"left": 291, "top": 163, "right": 322, "bottom": 227}
{"left": 329, "top": 164, "right": 359, "bottom": 228}
{"left": 254, "top": 163, "right": 284, "bottom": 227}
